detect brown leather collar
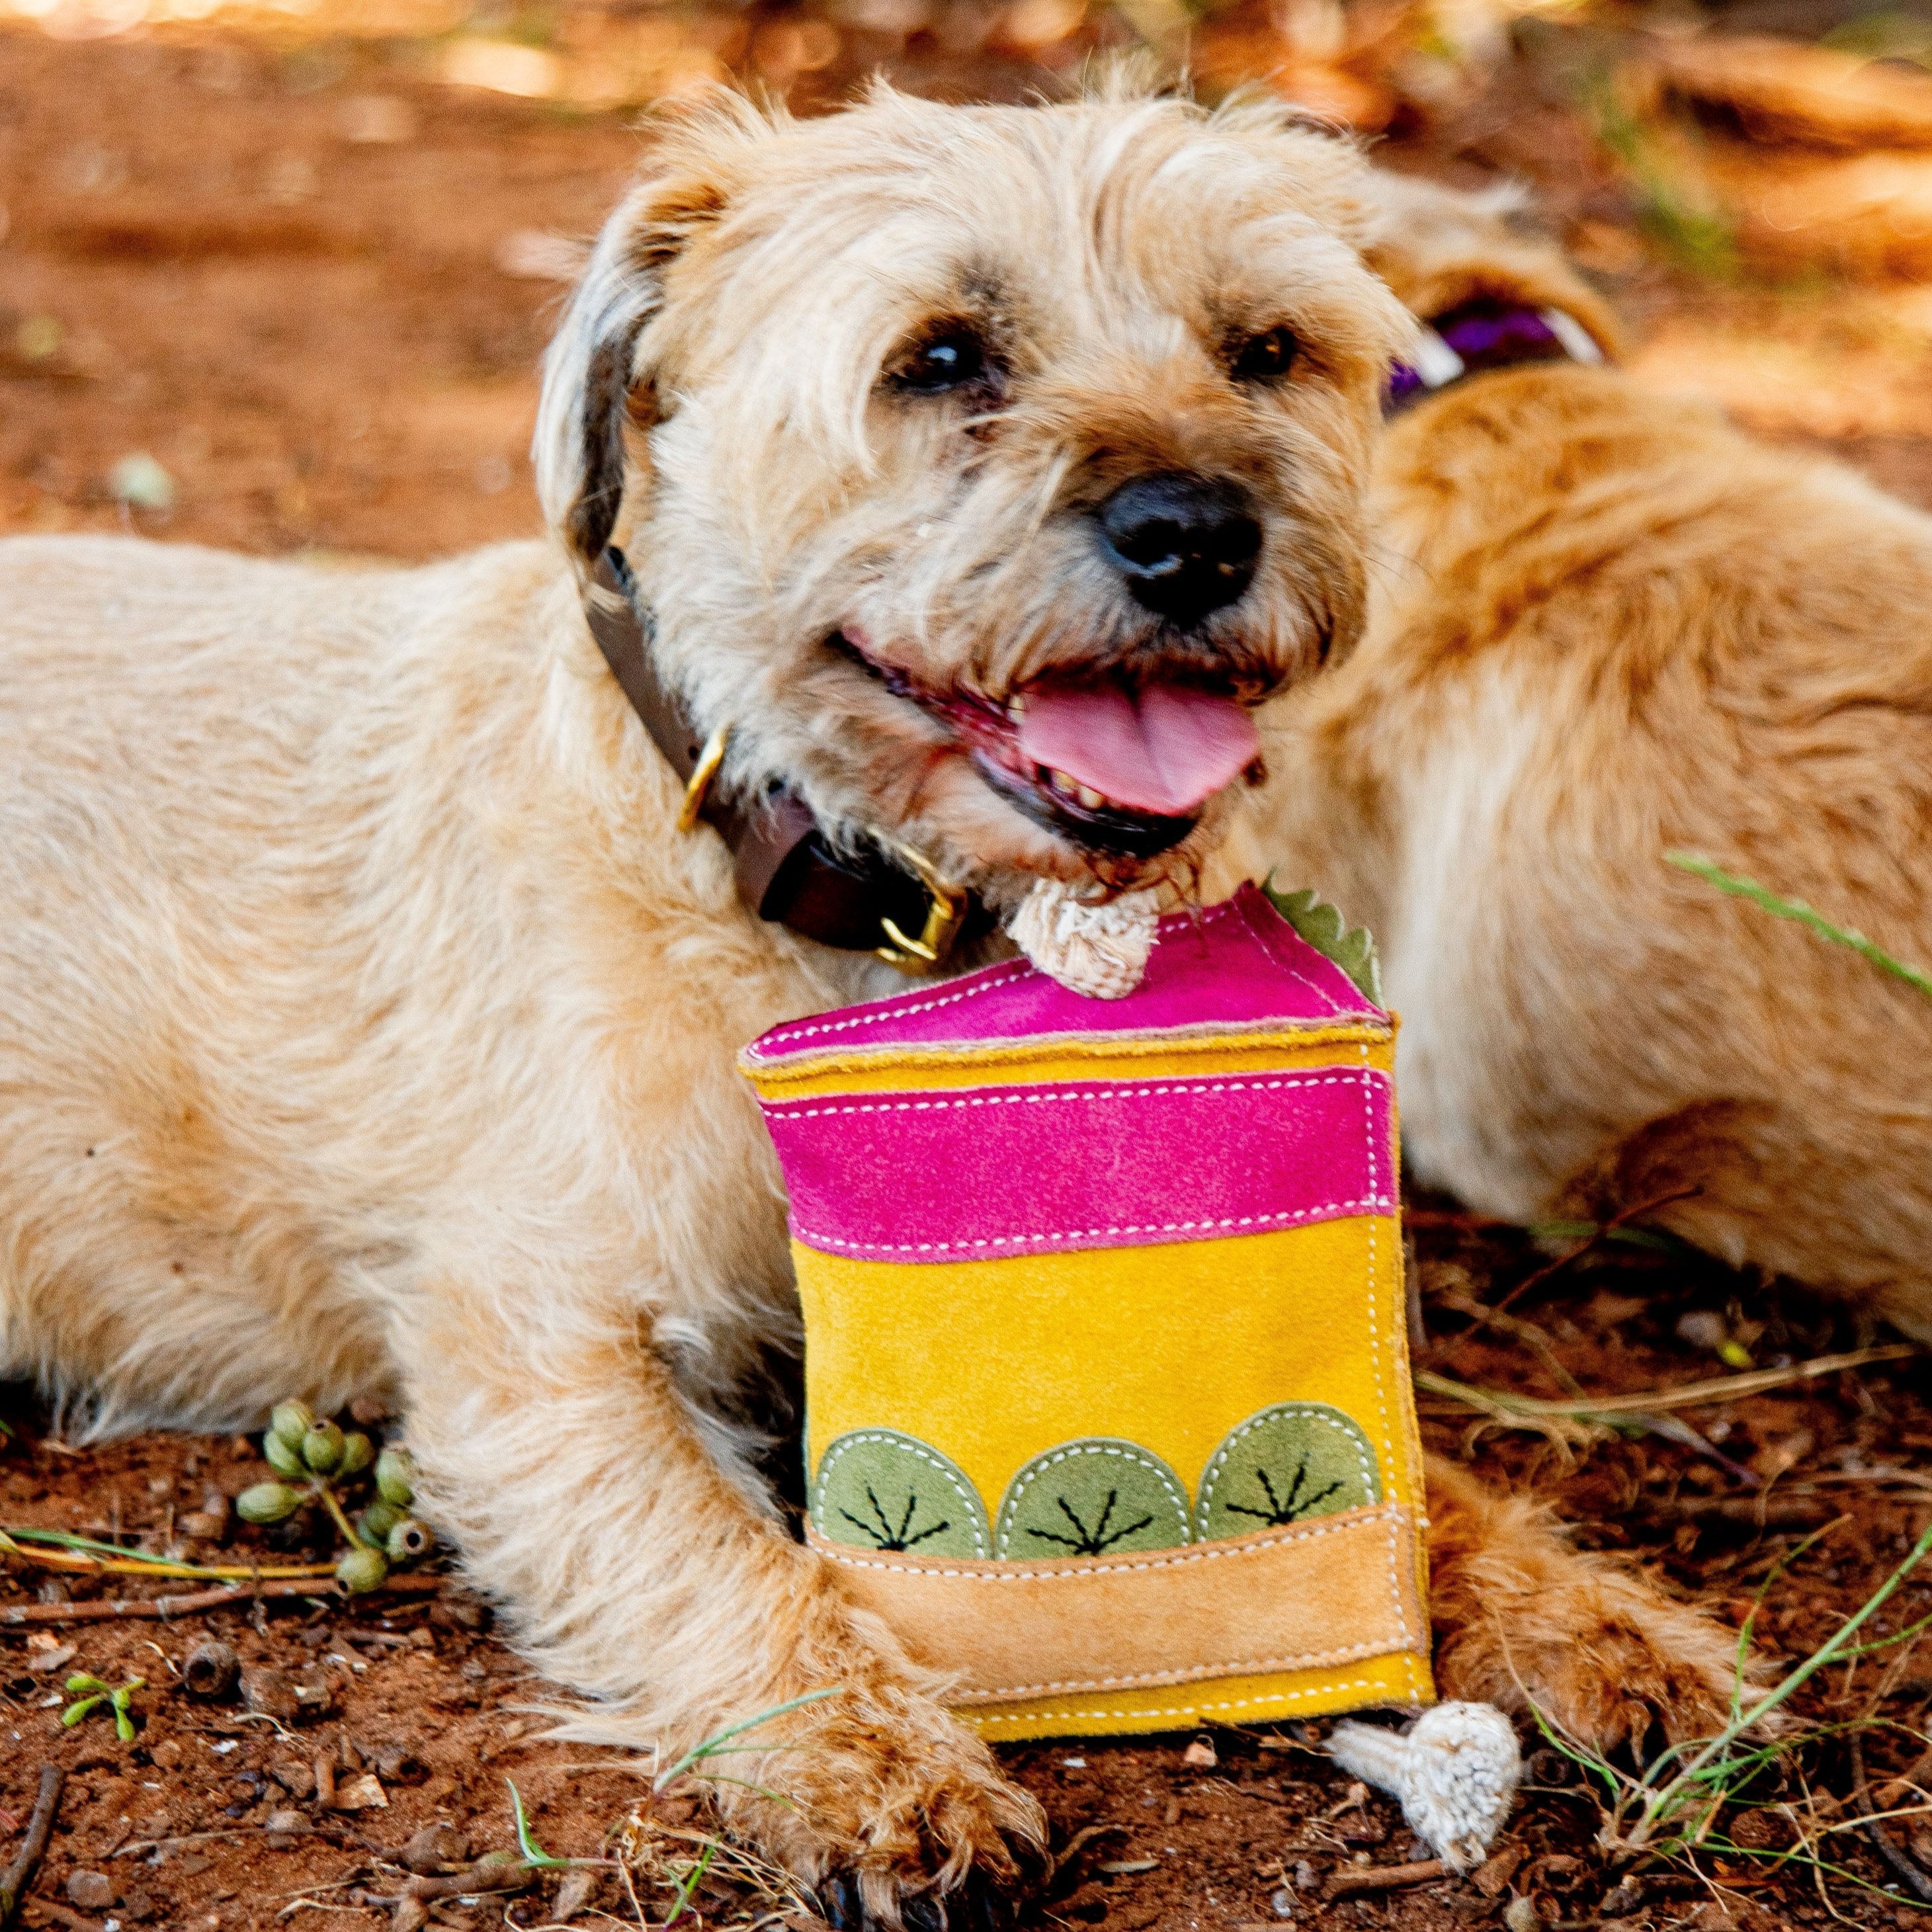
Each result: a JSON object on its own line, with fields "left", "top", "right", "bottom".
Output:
{"left": 584, "top": 547, "right": 989, "bottom": 968}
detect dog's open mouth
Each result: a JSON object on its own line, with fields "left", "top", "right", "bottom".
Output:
{"left": 840, "top": 636, "right": 1262, "bottom": 860}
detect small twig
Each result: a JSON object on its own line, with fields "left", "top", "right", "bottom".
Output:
{"left": 389, "top": 1860, "right": 536, "bottom": 1903}
{"left": 0, "top": 1768, "right": 63, "bottom": 1931}
{"left": 1417, "top": 1344, "right": 1918, "bottom": 1427}
{"left": 0, "top": 1572, "right": 444, "bottom": 1626}
{"left": 1643, "top": 1495, "right": 1834, "bottom": 1531}
{"left": 1323, "top": 1859, "right": 1447, "bottom": 1900}
{"left": 1052, "top": 1823, "right": 1128, "bottom": 1878}
{"left": 1851, "top": 1734, "right": 1932, "bottom": 1904}
{"left": 19, "top": 1903, "right": 101, "bottom": 1932}
{"left": 110, "top": 1821, "right": 376, "bottom": 1860}
{"left": 1, "top": 1527, "right": 339, "bottom": 1583}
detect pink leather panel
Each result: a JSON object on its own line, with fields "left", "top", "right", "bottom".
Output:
{"left": 744, "top": 884, "right": 1376, "bottom": 1068}
{"left": 759, "top": 1062, "right": 1394, "bottom": 1261}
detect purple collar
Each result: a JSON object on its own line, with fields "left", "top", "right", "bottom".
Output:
{"left": 1386, "top": 299, "right": 1601, "bottom": 415}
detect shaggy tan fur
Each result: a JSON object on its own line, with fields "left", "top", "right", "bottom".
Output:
{"left": 1247, "top": 167, "right": 1932, "bottom": 1738}
{"left": 0, "top": 85, "right": 1431, "bottom": 1910}
{"left": 0, "top": 81, "right": 1786, "bottom": 1900}
{"left": 1265, "top": 167, "right": 1932, "bottom": 1320}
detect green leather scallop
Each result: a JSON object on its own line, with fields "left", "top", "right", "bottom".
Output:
{"left": 811, "top": 1428, "right": 991, "bottom": 1558}
{"left": 1195, "top": 1403, "right": 1380, "bottom": 1541}
{"left": 996, "top": 1438, "right": 1192, "bottom": 1558}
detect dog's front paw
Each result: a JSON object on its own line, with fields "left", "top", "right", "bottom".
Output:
{"left": 1427, "top": 1454, "right": 1765, "bottom": 1751}
{"left": 713, "top": 1682, "right": 1046, "bottom": 1927}
{"left": 1435, "top": 1574, "right": 1756, "bottom": 1751}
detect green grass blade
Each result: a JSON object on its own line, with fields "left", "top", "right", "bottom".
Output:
{"left": 505, "top": 1777, "right": 570, "bottom": 1869}
{"left": 1667, "top": 853, "right": 1932, "bottom": 1001}
{"left": 654, "top": 1687, "right": 839, "bottom": 1793}
{"left": 663, "top": 1838, "right": 720, "bottom": 1928}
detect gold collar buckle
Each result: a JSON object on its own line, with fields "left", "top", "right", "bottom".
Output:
{"left": 676, "top": 726, "right": 732, "bottom": 835}
{"left": 876, "top": 839, "right": 967, "bottom": 976}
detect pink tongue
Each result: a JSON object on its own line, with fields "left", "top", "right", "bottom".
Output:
{"left": 1017, "top": 681, "right": 1260, "bottom": 816}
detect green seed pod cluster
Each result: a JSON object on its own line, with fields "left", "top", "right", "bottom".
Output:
{"left": 386, "top": 1517, "right": 433, "bottom": 1562}
{"left": 248, "top": 1400, "right": 433, "bottom": 1590}
{"left": 269, "top": 1400, "right": 315, "bottom": 1447}
{"left": 236, "top": 1482, "right": 303, "bottom": 1525}
{"left": 336, "top": 1546, "right": 389, "bottom": 1594}
{"left": 374, "top": 1447, "right": 416, "bottom": 1509}
{"left": 360, "top": 1498, "right": 404, "bottom": 1544}
{"left": 300, "top": 1419, "right": 346, "bottom": 1475}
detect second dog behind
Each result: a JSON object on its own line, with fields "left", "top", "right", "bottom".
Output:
{"left": 1261, "top": 177, "right": 1932, "bottom": 1375}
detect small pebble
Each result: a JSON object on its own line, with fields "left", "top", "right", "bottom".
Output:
{"left": 263, "top": 1808, "right": 310, "bottom": 1849}
{"left": 1675, "top": 1309, "right": 1728, "bottom": 1352}
{"left": 241, "top": 1664, "right": 298, "bottom": 1719}
{"left": 1181, "top": 1737, "right": 1217, "bottom": 1769}
{"left": 67, "top": 1871, "right": 116, "bottom": 1911}
{"left": 398, "top": 1821, "right": 469, "bottom": 1875}
{"left": 1269, "top": 1888, "right": 1295, "bottom": 1919}
{"left": 554, "top": 1869, "right": 601, "bottom": 1923}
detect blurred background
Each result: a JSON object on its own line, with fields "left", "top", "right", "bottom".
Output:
{"left": 3, "top": 0, "right": 1932, "bottom": 560}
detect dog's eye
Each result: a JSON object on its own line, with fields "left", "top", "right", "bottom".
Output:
{"left": 892, "top": 330, "right": 989, "bottom": 396}
{"left": 1231, "top": 325, "right": 1298, "bottom": 383}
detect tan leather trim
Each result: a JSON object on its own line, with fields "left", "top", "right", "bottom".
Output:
{"left": 810, "top": 1503, "right": 1426, "bottom": 1703}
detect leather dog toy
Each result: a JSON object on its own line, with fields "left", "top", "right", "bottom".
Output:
{"left": 741, "top": 883, "right": 1433, "bottom": 1740}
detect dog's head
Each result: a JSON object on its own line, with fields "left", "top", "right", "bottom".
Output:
{"left": 536, "top": 83, "right": 1409, "bottom": 911}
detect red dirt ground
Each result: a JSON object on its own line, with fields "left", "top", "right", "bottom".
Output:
{"left": 7, "top": 18, "right": 1932, "bottom": 1932}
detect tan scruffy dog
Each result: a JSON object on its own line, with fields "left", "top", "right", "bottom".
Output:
{"left": 1265, "top": 169, "right": 1932, "bottom": 1321}
{"left": 1255, "top": 166, "right": 1932, "bottom": 1714}
{"left": 0, "top": 85, "right": 1745, "bottom": 1921}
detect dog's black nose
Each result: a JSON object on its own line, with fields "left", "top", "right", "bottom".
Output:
{"left": 1097, "top": 473, "right": 1261, "bottom": 624}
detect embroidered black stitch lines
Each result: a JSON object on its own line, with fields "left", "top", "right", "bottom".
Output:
{"left": 810, "top": 1429, "right": 991, "bottom": 1559}
{"left": 1194, "top": 1403, "right": 1380, "bottom": 1542}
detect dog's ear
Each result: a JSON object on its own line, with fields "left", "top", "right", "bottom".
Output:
{"left": 1359, "top": 169, "right": 1623, "bottom": 362}
{"left": 534, "top": 97, "right": 772, "bottom": 573}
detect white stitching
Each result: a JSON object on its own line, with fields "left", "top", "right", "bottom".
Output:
{"left": 773, "top": 1070, "right": 1393, "bottom": 1254}
{"left": 811, "top": 1503, "right": 1411, "bottom": 1580}
{"left": 1193, "top": 1405, "right": 1378, "bottom": 1541}
{"left": 960, "top": 1632, "right": 1406, "bottom": 1701}
{"left": 993, "top": 1439, "right": 1190, "bottom": 1559}
{"left": 747, "top": 962, "right": 1036, "bottom": 1052}
{"left": 1356, "top": 1038, "right": 1407, "bottom": 1652}
{"left": 963, "top": 1678, "right": 1394, "bottom": 1725}
{"left": 791, "top": 1195, "right": 1394, "bottom": 1255}
{"left": 763, "top": 1070, "right": 1384, "bottom": 1120}
{"left": 812, "top": 1430, "right": 989, "bottom": 1559}
{"left": 748, "top": 901, "right": 1243, "bottom": 1052}
{"left": 1233, "top": 886, "right": 1345, "bottom": 1019}
{"left": 958, "top": 1514, "right": 1414, "bottom": 1695}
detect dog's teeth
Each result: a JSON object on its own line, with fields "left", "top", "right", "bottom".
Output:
{"left": 1007, "top": 693, "right": 1029, "bottom": 722}
{"left": 1075, "top": 784, "right": 1106, "bottom": 810}
{"left": 1046, "top": 767, "right": 1077, "bottom": 797}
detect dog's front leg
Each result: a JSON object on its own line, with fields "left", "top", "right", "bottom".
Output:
{"left": 401, "top": 1290, "right": 1044, "bottom": 1917}
{"left": 1425, "top": 1454, "right": 1765, "bottom": 1749}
